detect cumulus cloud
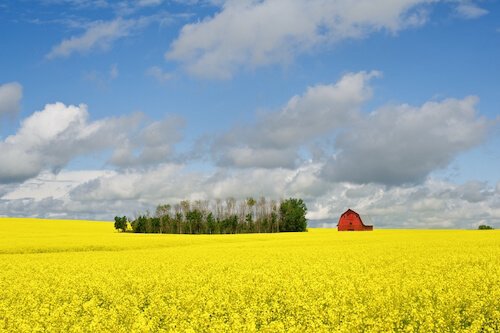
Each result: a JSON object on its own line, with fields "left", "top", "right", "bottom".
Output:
{"left": 2, "top": 170, "right": 114, "bottom": 201}
{"left": 214, "top": 71, "right": 378, "bottom": 168}
{"left": 0, "top": 102, "right": 183, "bottom": 184}
{"left": 63, "top": 162, "right": 326, "bottom": 215}
{"left": 218, "top": 147, "right": 298, "bottom": 169}
{"left": 70, "top": 163, "right": 192, "bottom": 202}
{"left": 0, "top": 82, "right": 22, "bottom": 119}
{"left": 0, "top": 102, "right": 139, "bottom": 183}
{"left": 109, "top": 116, "right": 185, "bottom": 167}
{"left": 2, "top": 162, "right": 500, "bottom": 229}
{"left": 210, "top": 70, "right": 491, "bottom": 187}
{"left": 0, "top": 71, "right": 496, "bottom": 227}
{"left": 322, "top": 96, "right": 489, "bottom": 185}
{"left": 63, "top": 163, "right": 321, "bottom": 217}
{"left": 166, "top": 0, "right": 432, "bottom": 78}
{"left": 46, "top": 17, "right": 151, "bottom": 59}
{"left": 310, "top": 179, "right": 500, "bottom": 229}
{"left": 319, "top": 179, "right": 500, "bottom": 229}
{"left": 454, "top": 180, "right": 494, "bottom": 203}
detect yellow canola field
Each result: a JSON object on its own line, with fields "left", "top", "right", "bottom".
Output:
{"left": 0, "top": 218, "right": 499, "bottom": 333}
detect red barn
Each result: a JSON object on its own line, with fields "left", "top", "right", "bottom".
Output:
{"left": 337, "top": 209, "right": 373, "bottom": 231}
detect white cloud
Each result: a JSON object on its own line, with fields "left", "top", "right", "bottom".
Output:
{"left": 211, "top": 70, "right": 491, "bottom": 187}
{"left": 454, "top": 2, "right": 488, "bottom": 19}
{"left": 69, "top": 163, "right": 190, "bottom": 202}
{"left": 166, "top": 0, "right": 432, "bottom": 78}
{"left": 0, "top": 82, "right": 22, "bottom": 119}
{"left": 146, "top": 66, "right": 173, "bottom": 83}
{"left": 314, "top": 179, "right": 500, "bottom": 229}
{"left": 454, "top": 180, "right": 493, "bottom": 203}
{"left": 65, "top": 162, "right": 317, "bottom": 216}
{"left": 46, "top": 17, "right": 150, "bottom": 59}
{"left": 0, "top": 102, "right": 158, "bottom": 183}
{"left": 2, "top": 170, "right": 114, "bottom": 201}
{"left": 215, "top": 71, "right": 378, "bottom": 168}
{"left": 255, "top": 71, "right": 378, "bottom": 147}
{"left": 66, "top": 162, "right": 326, "bottom": 209}
{"left": 219, "top": 147, "right": 298, "bottom": 169}
{"left": 0, "top": 72, "right": 496, "bottom": 227}
{"left": 2, "top": 161, "right": 500, "bottom": 229}
{"left": 109, "top": 116, "right": 185, "bottom": 167}
{"left": 0, "top": 98, "right": 185, "bottom": 184}
{"left": 322, "top": 96, "right": 489, "bottom": 185}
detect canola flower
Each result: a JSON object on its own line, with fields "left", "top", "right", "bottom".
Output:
{"left": 0, "top": 217, "right": 499, "bottom": 332}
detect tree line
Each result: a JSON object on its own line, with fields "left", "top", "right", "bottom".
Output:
{"left": 478, "top": 224, "right": 494, "bottom": 230}
{"left": 114, "top": 197, "right": 307, "bottom": 234}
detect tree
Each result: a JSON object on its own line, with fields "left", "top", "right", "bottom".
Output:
{"left": 269, "top": 200, "right": 279, "bottom": 232}
{"left": 279, "top": 198, "right": 307, "bottom": 232}
{"left": 257, "top": 197, "right": 267, "bottom": 233}
{"left": 226, "top": 197, "right": 236, "bottom": 217}
{"left": 245, "top": 213, "right": 253, "bottom": 233}
{"left": 270, "top": 211, "right": 278, "bottom": 233}
{"left": 123, "top": 198, "right": 307, "bottom": 235}
{"left": 174, "top": 204, "right": 182, "bottom": 234}
{"left": 246, "top": 197, "right": 256, "bottom": 218}
{"left": 132, "top": 215, "right": 148, "bottom": 233}
{"left": 478, "top": 224, "right": 494, "bottom": 230}
{"left": 151, "top": 217, "right": 161, "bottom": 233}
{"left": 185, "top": 209, "right": 203, "bottom": 234}
{"left": 156, "top": 204, "right": 171, "bottom": 233}
{"left": 206, "top": 212, "right": 216, "bottom": 234}
{"left": 114, "top": 216, "right": 128, "bottom": 232}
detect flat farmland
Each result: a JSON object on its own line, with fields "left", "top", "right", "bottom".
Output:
{"left": 0, "top": 218, "right": 499, "bottom": 332}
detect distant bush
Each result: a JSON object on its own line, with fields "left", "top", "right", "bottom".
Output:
{"left": 114, "top": 197, "right": 308, "bottom": 234}
{"left": 478, "top": 224, "right": 494, "bottom": 230}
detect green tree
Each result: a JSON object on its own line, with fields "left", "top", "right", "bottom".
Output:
{"left": 114, "top": 216, "right": 128, "bottom": 232}
{"left": 151, "top": 217, "right": 161, "bottom": 233}
{"left": 245, "top": 213, "right": 254, "bottom": 233}
{"left": 478, "top": 224, "right": 494, "bottom": 230}
{"left": 186, "top": 209, "right": 203, "bottom": 234}
{"left": 206, "top": 212, "right": 215, "bottom": 234}
{"left": 279, "top": 198, "right": 307, "bottom": 232}
{"left": 270, "top": 211, "right": 278, "bottom": 233}
{"left": 132, "top": 215, "right": 147, "bottom": 233}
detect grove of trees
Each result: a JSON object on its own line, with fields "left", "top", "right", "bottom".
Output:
{"left": 115, "top": 197, "right": 307, "bottom": 234}
{"left": 478, "top": 224, "right": 494, "bottom": 230}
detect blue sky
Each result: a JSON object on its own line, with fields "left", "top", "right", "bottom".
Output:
{"left": 0, "top": 0, "right": 499, "bottom": 228}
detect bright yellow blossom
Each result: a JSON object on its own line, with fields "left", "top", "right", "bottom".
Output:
{"left": 0, "top": 218, "right": 499, "bottom": 332}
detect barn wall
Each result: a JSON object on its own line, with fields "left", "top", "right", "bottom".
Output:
{"left": 337, "top": 210, "right": 373, "bottom": 231}
{"left": 338, "top": 213, "right": 364, "bottom": 231}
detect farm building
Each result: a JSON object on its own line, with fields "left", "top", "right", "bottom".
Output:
{"left": 337, "top": 209, "right": 373, "bottom": 231}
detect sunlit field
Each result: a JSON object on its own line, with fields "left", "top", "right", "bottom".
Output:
{"left": 0, "top": 218, "right": 499, "bottom": 332}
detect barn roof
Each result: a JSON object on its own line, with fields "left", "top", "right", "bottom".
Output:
{"left": 341, "top": 208, "right": 360, "bottom": 218}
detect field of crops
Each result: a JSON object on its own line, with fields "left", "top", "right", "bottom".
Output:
{"left": 0, "top": 218, "right": 499, "bottom": 332}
